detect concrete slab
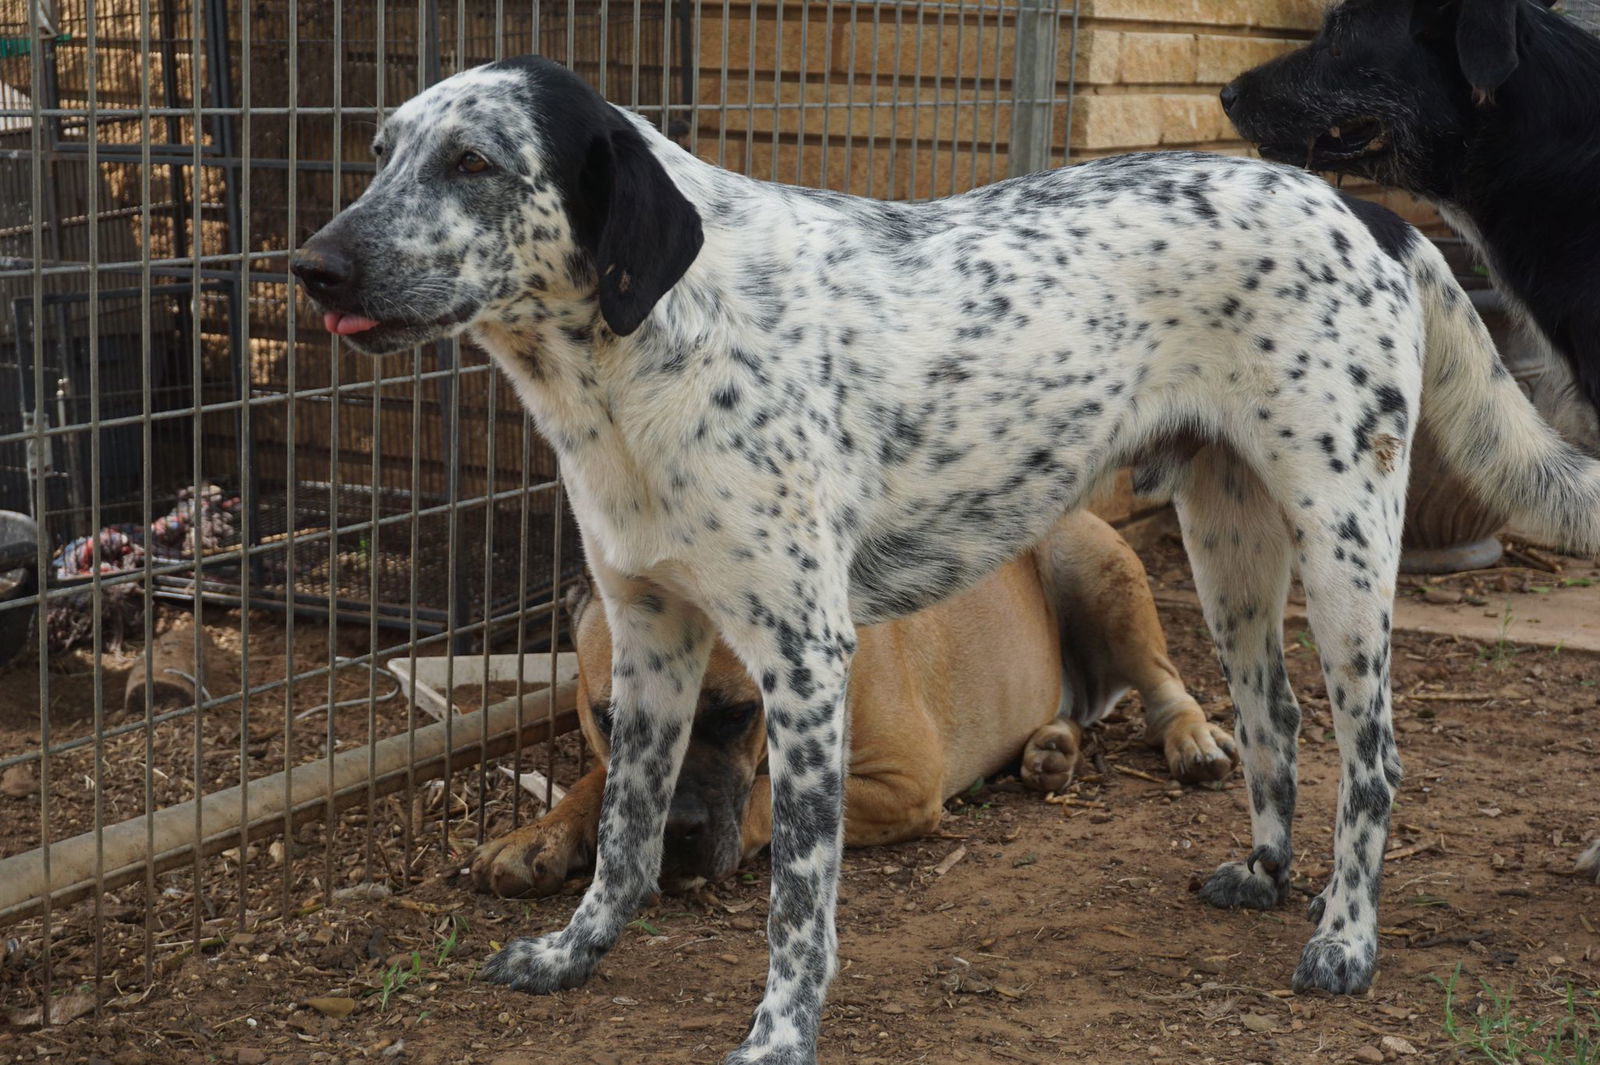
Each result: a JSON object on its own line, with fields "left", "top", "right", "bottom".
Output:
{"left": 1389, "top": 584, "right": 1600, "bottom": 653}
{"left": 1156, "top": 574, "right": 1600, "bottom": 653}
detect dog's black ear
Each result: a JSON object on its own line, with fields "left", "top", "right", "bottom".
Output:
{"left": 1455, "top": 0, "right": 1521, "bottom": 100}
{"left": 576, "top": 120, "right": 704, "bottom": 336}
{"left": 1411, "top": 0, "right": 1455, "bottom": 40}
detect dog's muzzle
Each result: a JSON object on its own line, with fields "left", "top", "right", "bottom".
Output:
{"left": 290, "top": 239, "right": 382, "bottom": 337}
{"left": 660, "top": 778, "right": 749, "bottom": 889}
{"left": 290, "top": 225, "right": 479, "bottom": 355}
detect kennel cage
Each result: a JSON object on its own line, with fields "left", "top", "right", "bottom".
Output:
{"left": 0, "top": 0, "right": 687, "bottom": 639}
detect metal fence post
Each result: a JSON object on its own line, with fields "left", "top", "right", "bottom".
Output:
{"left": 1007, "top": 0, "right": 1057, "bottom": 178}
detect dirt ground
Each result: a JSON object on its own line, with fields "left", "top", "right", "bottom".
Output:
{"left": 1, "top": 535, "right": 1597, "bottom": 1064}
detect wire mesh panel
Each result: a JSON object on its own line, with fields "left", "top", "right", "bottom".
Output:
{"left": 686, "top": 0, "right": 1077, "bottom": 197}
{"left": 0, "top": 0, "right": 1079, "bottom": 1028}
{"left": 1566, "top": 0, "right": 1600, "bottom": 32}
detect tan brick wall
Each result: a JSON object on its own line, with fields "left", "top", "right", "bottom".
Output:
{"left": 1068, "top": 0, "right": 1442, "bottom": 233}
{"left": 686, "top": 0, "right": 1443, "bottom": 215}
{"left": 682, "top": 0, "right": 1444, "bottom": 530}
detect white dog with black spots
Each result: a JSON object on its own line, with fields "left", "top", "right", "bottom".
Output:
{"left": 292, "top": 56, "right": 1600, "bottom": 1064}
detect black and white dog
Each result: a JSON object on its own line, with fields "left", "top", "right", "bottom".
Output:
{"left": 1220, "top": 0, "right": 1600, "bottom": 453}
{"left": 292, "top": 57, "right": 1600, "bottom": 1063}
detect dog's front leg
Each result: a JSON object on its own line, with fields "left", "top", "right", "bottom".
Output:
{"left": 480, "top": 574, "right": 714, "bottom": 991}
{"left": 714, "top": 586, "right": 856, "bottom": 1065}
{"left": 468, "top": 762, "right": 607, "bottom": 897}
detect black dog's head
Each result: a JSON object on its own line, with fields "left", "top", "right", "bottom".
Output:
{"left": 289, "top": 56, "right": 703, "bottom": 355}
{"left": 1223, "top": 0, "right": 1600, "bottom": 432}
{"left": 1220, "top": 0, "right": 1566, "bottom": 197}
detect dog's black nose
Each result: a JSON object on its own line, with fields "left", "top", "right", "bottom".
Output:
{"left": 664, "top": 813, "right": 705, "bottom": 847}
{"left": 1218, "top": 82, "right": 1240, "bottom": 114}
{"left": 663, "top": 792, "right": 714, "bottom": 864}
{"left": 290, "top": 242, "right": 356, "bottom": 296}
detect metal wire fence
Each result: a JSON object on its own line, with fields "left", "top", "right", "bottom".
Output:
{"left": 1567, "top": 0, "right": 1600, "bottom": 33}
{"left": 0, "top": 0, "right": 1078, "bottom": 1023}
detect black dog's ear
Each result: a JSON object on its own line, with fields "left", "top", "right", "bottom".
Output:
{"left": 1411, "top": 0, "right": 1455, "bottom": 41}
{"left": 577, "top": 120, "right": 704, "bottom": 336}
{"left": 1455, "top": 0, "right": 1521, "bottom": 101}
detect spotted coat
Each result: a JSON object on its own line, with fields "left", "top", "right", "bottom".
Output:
{"left": 291, "top": 56, "right": 1600, "bottom": 1064}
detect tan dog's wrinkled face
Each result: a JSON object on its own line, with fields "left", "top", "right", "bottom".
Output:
{"left": 568, "top": 582, "right": 767, "bottom": 888}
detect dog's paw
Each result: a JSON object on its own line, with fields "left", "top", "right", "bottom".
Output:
{"left": 722, "top": 1043, "right": 816, "bottom": 1065}
{"left": 1292, "top": 931, "right": 1377, "bottom": 995}
{"left": 1578, "top": 838, "right": 1600, "bottom": 883}
{"left": 469, "top": 821, "right": 584, "bottom": 898}
{"left": 478, "top": 932, "right": 600, "bottom": 993}
{"left": 1163, "top": 720, "right": 1239, "bottom": 784}
{"left": 1197, "top": 847, "right": 1289, "bottom": 910}
{"left": 1021, "top": 721, "right": 1082, "bottom": 794}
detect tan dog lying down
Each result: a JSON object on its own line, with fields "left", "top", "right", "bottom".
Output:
{"left": 471, "top": 511, "right": 1237, "bottom": 896}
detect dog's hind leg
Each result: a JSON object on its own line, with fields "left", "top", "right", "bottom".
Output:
{"left": 1036, "top": 510, "right": 1238, "bottom": 784}
{"left": 479, "top": 570, "right": 715, "bottom": 992}
{"left": 709, "top": 578, "right": 856, "bottom": 1065}
{"left": 1288, "top": 478, "right": 1407, "bottom": 994}
{"left": 1174, "top": 447, "right": 1301, "bottom": 913}
{"left": 1020, "top": 718, "right": 1085, "bottom": 795}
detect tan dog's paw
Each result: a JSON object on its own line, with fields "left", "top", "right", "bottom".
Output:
{"left": 1163, "top": 720, "right": 1239, "bottom": 784}
{"left": 469, "top": 820, "right": 587, "bottom": 898}
{"left": 1021, "top": 721, "right": 1082, "bottom": 794}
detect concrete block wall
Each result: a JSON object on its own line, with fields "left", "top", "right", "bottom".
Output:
{"left": 1068, "top": 0, "right": 1440, "bottom": 229}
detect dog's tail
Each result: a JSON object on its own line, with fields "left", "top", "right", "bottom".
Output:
{"left": 1412, "top": 241, "right": 1600, "bottom": 555}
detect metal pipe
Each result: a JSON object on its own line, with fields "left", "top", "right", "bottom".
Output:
{"left": 0, "top": 683, "right": 581, "bottom": 929}
{"left": 1008, "top": 0, "right": 1056, "bottom": 177}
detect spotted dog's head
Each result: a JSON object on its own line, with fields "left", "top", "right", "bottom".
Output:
{"left": 1220, "top": 0, "right": 1559, "bottom": 196}
{"left": 290, "top": 56, "right": 703, "bottom": 353}
{"left": 566, "top": 579, "right": 767, "bottom": 890}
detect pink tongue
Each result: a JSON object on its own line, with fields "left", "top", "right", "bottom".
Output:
{"left": 323, "top": 311, "right": 380, "bottom": 335}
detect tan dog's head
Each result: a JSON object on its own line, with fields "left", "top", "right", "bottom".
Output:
{"left": 567, "top": 579, "right": 766, "bottom": 888}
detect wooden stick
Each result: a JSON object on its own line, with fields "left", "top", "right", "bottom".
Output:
{"left": 1504, "top": 546, "right": 1560, "bottom": 573}
{"left": 932, "top": 846, "right": 967, "bottom": 877}
{"left": 1044, "top": 795, "right": 1106, "bottom": 808}
{"left": 1383, "top": 841, "right": 1440, "bottom": 862}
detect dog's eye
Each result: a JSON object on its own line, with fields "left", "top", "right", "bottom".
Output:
{"left": 457, "top": 150, "right": 491, "bottom": 174}
{"left": 705, "top": 701, "right": 759, "bottom": 742}
{"left": 1328, "top": 42, "right": 1343, "bottom": 58}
